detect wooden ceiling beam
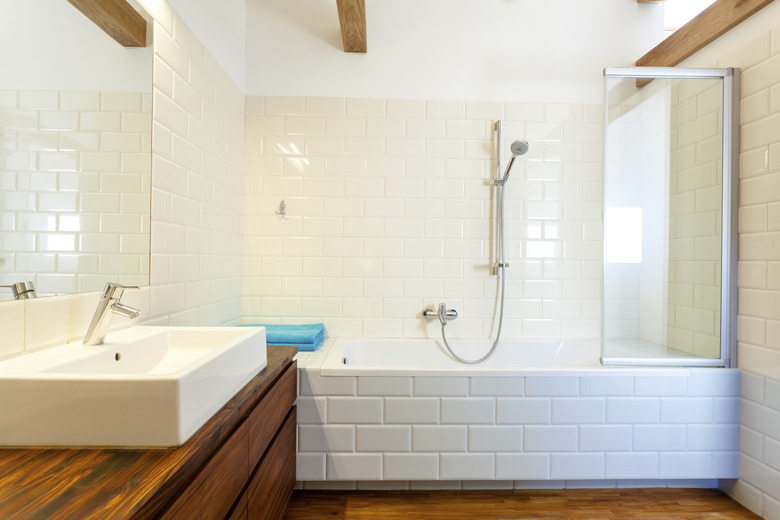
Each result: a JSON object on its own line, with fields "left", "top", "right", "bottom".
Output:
{"left": 336, "top": 0, "right": 367, "bottom": 53}
{"left": 66, "top": 0, "right": 147, "bottom": 48}
{"left": 636, "top": 0, "right": 775, "bottom": 67}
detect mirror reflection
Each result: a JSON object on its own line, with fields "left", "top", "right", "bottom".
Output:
{"left": 0, "top": 0, "right": 152, "bottom": 301}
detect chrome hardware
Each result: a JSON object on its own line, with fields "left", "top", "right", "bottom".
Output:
{"left": 83, "top": 283, "right": 140, "bottom": 346}
{"left": 275, "top": 199, "right": 287, "bottom": 217}
{"left": 1, "top": 281, "right": 37, "bottom": 300}
{"left": 423, "top": 303, "right": 458, "bottom": 326}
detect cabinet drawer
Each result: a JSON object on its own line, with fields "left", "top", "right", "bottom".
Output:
{"left": 162, "top": 421, "right": 250, "bottom": 520}
{"left": 248, "top": 361, "right": 297, "bottom": 467}
{"left": 160, "top": 358, "right": 297, "bottom": 520}
{"left": 247, "top": 409, "right": 297, "bottom": 520}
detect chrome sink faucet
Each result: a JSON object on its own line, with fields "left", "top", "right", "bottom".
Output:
{"left": 83, "top": 282, "right": 140, "bottom": 346}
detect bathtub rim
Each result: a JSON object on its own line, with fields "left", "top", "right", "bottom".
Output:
{"left": 320, "top": 338, "right": 697, "bottom": 377}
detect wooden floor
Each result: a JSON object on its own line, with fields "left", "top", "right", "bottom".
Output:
{"left": 284, "top": 489, "right": 761, "bottom": 519}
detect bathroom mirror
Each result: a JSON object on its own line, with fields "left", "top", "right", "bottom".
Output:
{"left": 0, "top": 0, "right": 153, "bottom": 301}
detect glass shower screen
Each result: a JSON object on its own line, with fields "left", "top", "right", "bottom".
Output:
{"left": 601, "top": 68, "right": 739, "bottom": 367}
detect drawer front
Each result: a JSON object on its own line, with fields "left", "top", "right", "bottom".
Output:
{"left": 248, "top": 362, "right": 297, "bottom": 467}
{"left": 162, "top": 424, "right": 250, "bottom": 520}
{"left": 247, "top": 409, "right": 297, "bottom": 520}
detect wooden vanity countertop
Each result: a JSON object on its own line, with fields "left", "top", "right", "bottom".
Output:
{"left": 0, "top": 345, "right": 298, "bottom": 520}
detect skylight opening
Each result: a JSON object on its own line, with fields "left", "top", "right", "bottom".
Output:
{"left": 663, "top": 0, "right": 717, "bottom": 37}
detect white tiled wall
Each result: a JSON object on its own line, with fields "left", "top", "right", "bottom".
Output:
{"left": 296, "top": 348, "right": 740, "bottom": 484}
{"left": 700, "top": 18, "right": 780, "bottom": 519}
{"left": 0, "top": 89, "right": 151, "bottom": 296}
{"left": 680, "top": 18, "right": 780, "bottom": 520}
{"left": 722, "top": 373, "right": 780, "bottom": 517}
{"left": 242, "top": 97, "right": 603, "bottom": 340}
{"left": 0, "top": 1, "right": 244, "bottom": 357}
{"left": 147, "top": 7, "right": 244, "bottom": 327}
{"left": 664, "top": 79, "right": 723, "bottom": 358}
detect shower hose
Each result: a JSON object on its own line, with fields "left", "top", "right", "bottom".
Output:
{"left": 437, "top": 183, "right": 507, "bottom": 364}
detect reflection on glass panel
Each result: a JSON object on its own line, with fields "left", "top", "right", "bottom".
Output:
{"left": 603, "top": 74, "right": 724, "bottom": 362}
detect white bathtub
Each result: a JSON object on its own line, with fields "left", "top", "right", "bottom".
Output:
{"left": 320, "top": 338, "right": 689, "bottom": 377}
{"left": 302, "top": 338, "right": 739, "bottom": 483}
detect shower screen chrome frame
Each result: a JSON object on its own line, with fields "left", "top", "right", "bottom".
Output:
{"left": 600, "top": 67, "right": 739, "bottom": 368}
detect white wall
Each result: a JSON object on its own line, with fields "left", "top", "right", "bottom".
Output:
{"left": 165, "top": 0, "right": 247, "bottom": 91}
{"left": 678, "top": 2, "right": 780, "bottom": 517}
{"left": 0, "top": 0, "right": 152, "bottom": 92}
{"left": 242, "top": 96, "right": 603, "bottom": 340}
{"left": 244, "top": 0, "right": 664, "bottom": 104}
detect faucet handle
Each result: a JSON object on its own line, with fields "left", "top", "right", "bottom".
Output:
{"left": 102, "top": 282, "right": 139, "bottom": 298}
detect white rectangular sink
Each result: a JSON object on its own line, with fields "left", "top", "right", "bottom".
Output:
{"left": 0, "top": 326, "right": 267, "bottom": 447}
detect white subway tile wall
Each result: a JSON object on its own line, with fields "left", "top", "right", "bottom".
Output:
{"left": 296, "top": 365, "right": 740, "bottom": 483}
{"left": 701, "top": 19, "right": 780, "bottom": 519}
{"left": 242, "top": 97, "right": 603, "bottom": 339}
{"left": 0, "top": 2, "right": 244, "bottom": 352}
{"left": 149, "top": 12, "right": 244, "bottom": 328}
{"left": 0, "top": 89, "right": 151, "bottom": 294}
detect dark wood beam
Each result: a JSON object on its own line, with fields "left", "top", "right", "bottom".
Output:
{"left": 336, "top": 0, "right": 367, "bottom": 53}
{"left": 66, "top": 0, "right": 147, "bottom": 48}
{"left": 637, "top": 0, "right": 775, "bottom": 67}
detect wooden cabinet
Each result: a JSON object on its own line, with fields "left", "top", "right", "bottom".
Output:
{"left": 162, "top": 425, "right": 250, "bottom": 520}
{"left": 226, "top": 494, "right": 248, "bottom": 520}
{"left": 163, "top": 361, "right": 298, "bottom": 520}
{"left": 0, "top": 347, "right": 298, "bottom": 520}
{"left": 247, "top": 410, "right": 297, "bottom": 519}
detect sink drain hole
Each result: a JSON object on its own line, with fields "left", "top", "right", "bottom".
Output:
{"left": 115, "top": 352, "right": 121, "bottom": 361}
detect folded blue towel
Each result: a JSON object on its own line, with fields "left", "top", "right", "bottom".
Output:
{"left": 244, "top": 324, "right": 324, "bottom": 351}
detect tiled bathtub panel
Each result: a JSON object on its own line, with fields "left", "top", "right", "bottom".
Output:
{"left": 356, "top": 425, "right": 411, "bottom": 452}
{"left": 297, "top": 369, "right": 741, "bottom": 482}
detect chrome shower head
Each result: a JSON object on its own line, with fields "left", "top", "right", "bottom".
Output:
{"left": 498, "top": 140, "right": 529, "bottom": 185}
{"left": 510, "top": 140, "right": 529, "bottom": 156}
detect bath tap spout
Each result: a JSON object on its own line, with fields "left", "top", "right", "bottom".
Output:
{"left": 423, "top": 303, "right": 458, "bottom": 326}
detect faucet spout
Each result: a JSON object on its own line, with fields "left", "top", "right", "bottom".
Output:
{"left": 83, "top": 283, "right": 139, "bottom": 346}
{"left": 112, "top": 302, "right": 140, "bottom": 319}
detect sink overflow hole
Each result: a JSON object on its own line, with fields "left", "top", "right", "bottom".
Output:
{"left": 115, "top": 352, "right": 121, "bottom": 361}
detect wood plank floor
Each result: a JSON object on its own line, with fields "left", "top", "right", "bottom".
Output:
{"left": 284, "top": 489, "right": 761, "bottom": 519}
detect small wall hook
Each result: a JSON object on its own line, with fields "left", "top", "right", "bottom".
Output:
{"left": 275, "top": 199, "right": 286, "bottom": 217}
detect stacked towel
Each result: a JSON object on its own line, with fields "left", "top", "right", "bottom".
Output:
{"left": 245, "top": 324, "right": 325, "bottom": 351}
